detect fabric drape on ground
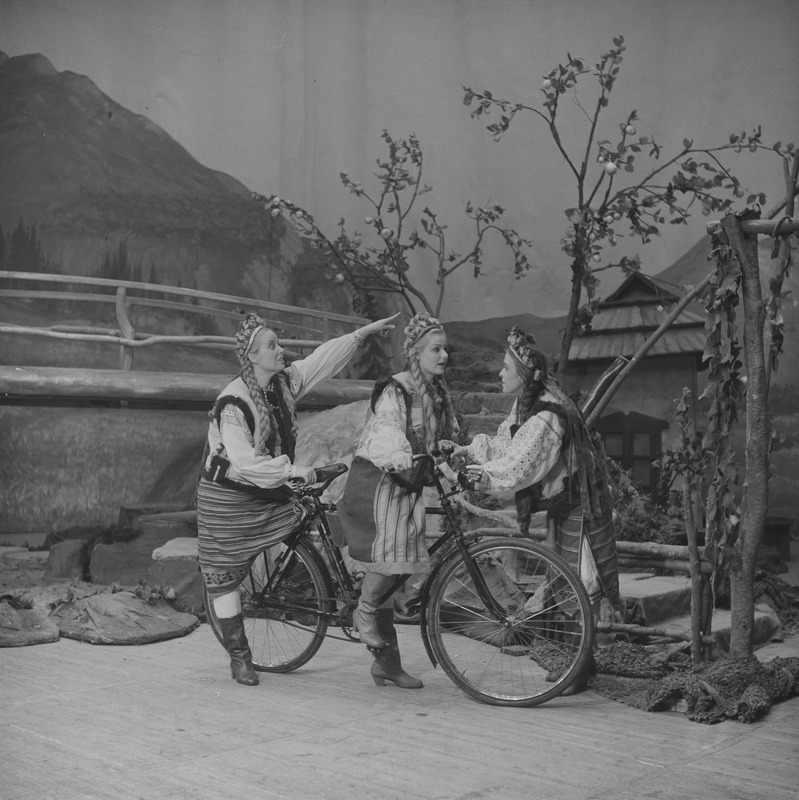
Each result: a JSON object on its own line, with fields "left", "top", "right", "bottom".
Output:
{"left": 197, "top": 478, "right": 300, "bottom": 594}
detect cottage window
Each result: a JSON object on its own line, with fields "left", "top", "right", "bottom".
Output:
{"left": 596, "top": 411, "right": 668, "bottom": 495}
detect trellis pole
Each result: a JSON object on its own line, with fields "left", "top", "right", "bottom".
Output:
{"left": 706, "top": 205, "right": 798, "bottom": 657}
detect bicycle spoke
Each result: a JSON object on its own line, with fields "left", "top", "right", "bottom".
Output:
{"left": 426, "top": 538, "right": 594, "bottom": 706}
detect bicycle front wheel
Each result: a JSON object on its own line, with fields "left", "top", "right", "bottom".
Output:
{"left": 205, "top": 538, "right": 333, "bottom": 673}
{"left": 425, "top": 537, "right": 594, "bottom": 707}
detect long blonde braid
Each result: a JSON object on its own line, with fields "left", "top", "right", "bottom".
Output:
{"left": 408, "top": 346, "right": 440, "bottom": 453}
{"left": 403, "top": 313, "right": 455, "bottom": 453}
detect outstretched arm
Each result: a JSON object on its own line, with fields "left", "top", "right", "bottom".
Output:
{"left": 287, "top": 312, "right": 400, "bottom": 397}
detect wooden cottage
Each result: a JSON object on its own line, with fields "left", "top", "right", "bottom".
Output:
{"left": 563, "top": 272, "right": 706, "bottom": 496}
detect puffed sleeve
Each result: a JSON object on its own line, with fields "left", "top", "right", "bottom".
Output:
{"left": 467, "top": 402, "right": 517, "bottom": 464}
{"left": 284, "top": 332, "right": 360, "bottom": 398}
{"left": 359, "top": 384, "right": 413, "bottom": 469}
{"left": 219, "top": 404, "right": 293, "bottom": 488}
{"left": 477, "top": 410, "right": 565, "bottom": 492}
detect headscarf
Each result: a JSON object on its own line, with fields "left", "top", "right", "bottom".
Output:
{"left": 506, "top": 326, "right": 611, "bottom": 524}
{"left": 230, "top": 312, "right": 297, "bottom": 459}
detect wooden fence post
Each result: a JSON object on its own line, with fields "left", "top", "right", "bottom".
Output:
{"left": 115, "top": 287, "right": 135, "bottom": 370}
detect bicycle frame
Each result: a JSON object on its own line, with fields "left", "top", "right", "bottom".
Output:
{"left": 259, "top": 456, "right": 515, "bottom": 656}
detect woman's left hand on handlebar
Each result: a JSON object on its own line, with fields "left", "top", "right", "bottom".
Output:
{"left": 438, "top": 439, "right": 469, "bottom": 459}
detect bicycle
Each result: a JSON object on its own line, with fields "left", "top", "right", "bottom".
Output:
{"left": 204, "top": 454, "right": 594, "bottom": 707}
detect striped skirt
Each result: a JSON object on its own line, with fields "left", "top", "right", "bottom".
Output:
{"left": 196, "top": 478, "right": 301, "bottom": 595}
{"left": 337, "top": 456, "right": 429, "bottom": 575}
{"left": 554, "top": 503, "right": 619, "bottom": 606}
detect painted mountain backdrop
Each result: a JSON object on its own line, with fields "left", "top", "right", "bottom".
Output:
{"left": 0, "top": 51, "right": 350, "bottom": 314}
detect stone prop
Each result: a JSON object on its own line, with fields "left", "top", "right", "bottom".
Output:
{"left": 148, "top": 537, "right": 204, "bottom": 617}
{"left": 294, "top": 399, "right": 369, "bottom": 503}
{"left": 89, "top": 511, "right": 197, "bottom": 586}
{"left": 44, "top": 539, "right": 90, "bottom": 584}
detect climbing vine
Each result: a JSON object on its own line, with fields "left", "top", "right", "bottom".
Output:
{"left": 701, "top": 231, "right": 746, "bottom": 592}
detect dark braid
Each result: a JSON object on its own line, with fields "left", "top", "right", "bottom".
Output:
{"left": 516, "top": 348, "right": 549, "bottom": 427}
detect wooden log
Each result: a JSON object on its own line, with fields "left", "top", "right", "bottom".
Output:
{"left": 0, "top": 365, "right": 372, "bottom": 409}
{"left": 614, "top": 541, "right": 703, "bottom": 559}
{"left": 617, "top": 557, "right": 711, "bottom": 574}
{"left": 706, "top": 217, "right": 799, "bottom": 236}
{"left": 595, "top": 621, "right": 714, "bottom": 644}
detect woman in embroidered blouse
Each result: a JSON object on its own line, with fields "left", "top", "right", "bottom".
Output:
{"left": 198, "top": 310, "right": 398, "bottom": 686}
{"left": 337, "top": 312, "right": 458, "bottom": 689}
{"left": 446, "top": 326, "right": 619, "bottom": 612}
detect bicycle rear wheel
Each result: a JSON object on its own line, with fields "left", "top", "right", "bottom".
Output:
{"left": 425, "top": 537, "right": 594, "bottom": 707}
{"left": 205, "top": 538, "right": 334, "bottom": 673}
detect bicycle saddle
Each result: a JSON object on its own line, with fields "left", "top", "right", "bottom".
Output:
{"left": 312, "top": 463, "right": 348, "bottom": 484}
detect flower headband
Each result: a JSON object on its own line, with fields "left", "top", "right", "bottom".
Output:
{"left": 235, "top": 313, "right": 269, "bottom": 365}
{"left": 403, "top": 312, "right": 444, "bottom": 357}
{"left": 507, "top": 326, "right": 546, "bottom": 381}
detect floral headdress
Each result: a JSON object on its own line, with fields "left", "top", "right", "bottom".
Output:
{"left": 403, "top": 312, "right": 444, "bottom": 358}
{"left": 235, "top": 312, "right": 269, "bottom": 365}
{"left": 507, "top": 326, "right": 545, "bottom": 381}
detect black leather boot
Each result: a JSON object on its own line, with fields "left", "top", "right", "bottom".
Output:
{"left": 353, "top": 572, "right": 391, "bottom": 649}
{"left": 370, "top": 608, "right": 423, "bottom": 689}
{"left": 217, "top": 615, "right": 259, "bottom": 686}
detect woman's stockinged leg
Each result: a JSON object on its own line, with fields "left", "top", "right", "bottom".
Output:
{"left": 212, "top": 589, "right": 242, "bottom": 618}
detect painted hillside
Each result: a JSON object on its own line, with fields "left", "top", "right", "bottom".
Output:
{"left": 0, "top": 51, "right": 349, "bottom": 313}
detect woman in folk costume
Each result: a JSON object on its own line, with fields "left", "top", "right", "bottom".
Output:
{"left": 197, "top": 310, "right": 398, "bottom": 686}
{"left": 338, "top": 312, "right": 458, "bottom": 689}
{"left": 447, "top": 325, "right": 620, "bottom": 611}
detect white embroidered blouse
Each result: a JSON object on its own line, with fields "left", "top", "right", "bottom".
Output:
{"left": 354, "top": 372, "right": 426, "bottom": 470}
{"left": 466, "top": 392, "right": 570, "bottom": 497}
{"left": 206, "top": 332, "right": 362, "bottom": 489}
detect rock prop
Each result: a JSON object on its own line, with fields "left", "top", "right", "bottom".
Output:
{"left": 295, "top": 400, "right": 369, "bottom": 503}
{"left": 44, "top": 539, "right": 90, "bottom": 584}
{"left": 51, "top": 590, "right": 200, "bottom": 644}
{"left": 90, "top": 513, "right": 196, "bottom": 586}
{"left": 0, "top": 598, "right": 60, "bottom": 646}
{"left": 148, "top": 537, "right": 204, "bottom": 617}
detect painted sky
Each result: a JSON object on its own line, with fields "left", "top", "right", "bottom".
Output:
{"left": 2, "top": 0, "right": 797, "bottom": 320}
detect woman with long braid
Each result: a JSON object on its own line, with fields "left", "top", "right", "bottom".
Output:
{"left": 337, "top": 312, "right": 458, "bottom": 689}
{"left": 443, "top": 326, "right": 619, "bottom": 692}
{"left": 198, "top": 310, "right": 398, "bottom": 686}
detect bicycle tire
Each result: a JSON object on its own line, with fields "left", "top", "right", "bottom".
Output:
{"left": 425, "top": 537, "right": 594, "bottom": 707}
{"left": 204, "top": 537, "right": 334, "bottom": 673}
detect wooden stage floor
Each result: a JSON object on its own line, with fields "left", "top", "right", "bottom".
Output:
{"left": 2, "top": 620, "right": 798, "bottom": 800}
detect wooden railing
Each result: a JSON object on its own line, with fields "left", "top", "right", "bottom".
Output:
{"left": 0, "top": 271, "right": 369, "bottom": 370}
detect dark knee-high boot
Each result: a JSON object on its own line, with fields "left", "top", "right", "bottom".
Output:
{"left": 218, "top": 614, "right": 259, "bottom": 686}
{"left": 371, "top": 608, "right": 423, "bottom": 689}
{"left": 353, "top": 572, "right": 391, "bottom": 649}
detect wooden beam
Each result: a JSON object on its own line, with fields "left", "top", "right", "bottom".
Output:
{"left": 706, "top": 217, "right": 799, "bottom": 236}
{"left": 0, "top": 366, "right": 372, "bottom": 409}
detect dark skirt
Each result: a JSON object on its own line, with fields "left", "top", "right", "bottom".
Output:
{"left": 196, "top": 478, "right": 301, "bottom": 595}
{"left": 554, "top": 503, "right": 619, "bottom": 606}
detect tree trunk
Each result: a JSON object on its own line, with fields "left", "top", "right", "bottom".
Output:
{"left": 556, "top": 252, "right": 585, "bottom": 377}
{"left": 721, "top": 213, "right": 770, "bottom": 658}
{"left": 682, "top": 476, "right": 704, "bottom": 662}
